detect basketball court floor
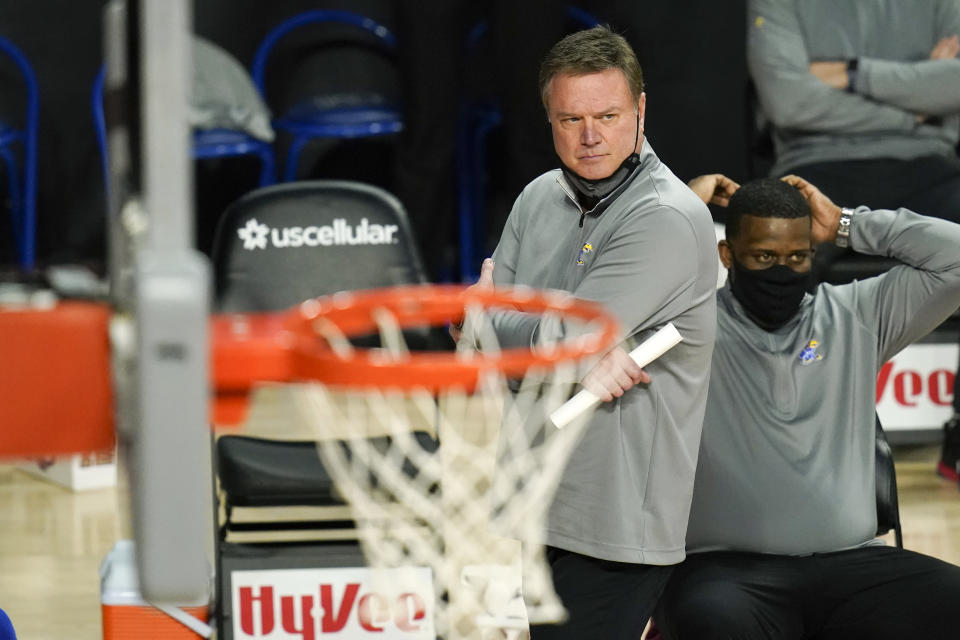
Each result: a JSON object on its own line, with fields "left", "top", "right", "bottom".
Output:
{"left": 0, "top": 443, "right": 957, "bottom": 640}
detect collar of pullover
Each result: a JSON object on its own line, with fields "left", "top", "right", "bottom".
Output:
{"left": 557, "top": 149, "right": 646, "bottom": 218}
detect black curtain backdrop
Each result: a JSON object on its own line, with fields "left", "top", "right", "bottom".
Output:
{"left": 0, "top": 0, "right": 747, "bottom": 272}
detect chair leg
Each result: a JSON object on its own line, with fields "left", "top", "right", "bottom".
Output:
{"left": 257, "top": 147, "right": 276, "bottom": 187}
{"left": 283, "top": 136, "right": 309, "bottom": 182}
{"left": 220, "top": 502, "right": 232, "bottom": 541}
{"left": 0, "top": 147, "right": 24, "bottom": 258}
{"left": 456, "top": 108, "right": 476, "bottom": 283}
{"left": 22, "top": 137, "right": 36, "bottom": 270}
{"left": 471, "top": 112, "right": 501, "bottom": 276}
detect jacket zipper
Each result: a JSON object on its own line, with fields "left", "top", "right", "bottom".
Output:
{"left": 557, "top": 176, "right": 589, "bottom": 227}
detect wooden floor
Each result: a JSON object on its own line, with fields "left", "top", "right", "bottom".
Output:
{"left": 0, "top": 445, "right": 958, "bottom": 640}
{"left": 0, "top": 460, "right": 130, "bottom": 640}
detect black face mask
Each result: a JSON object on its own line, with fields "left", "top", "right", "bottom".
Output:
{"left": 729, "top": 260, "right": 812, "bottom": 330}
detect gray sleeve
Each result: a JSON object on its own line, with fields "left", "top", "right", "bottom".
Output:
{"left": 858, "top": 59, "right": 960, "bottom": 116}
{"left": 491, "top": 192, "right": 522, "bottom": 287}
{"left": 857, "top": 0, "right": 960, "bottom": 115}
{"left": 491, "top": 204, "right": 709, "bottom": 350}
{"left": 844, "top": 208, "right": 960, "bottom": 363}
{"left": 748, "top": 0, "right": 917, "bottom": 134}
{"left": 485, "top": 192, "right": 543, "bottom": 348}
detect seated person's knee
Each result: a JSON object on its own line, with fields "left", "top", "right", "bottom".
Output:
{"left": 657, "top": 582, "right": 760, "bottom": 639}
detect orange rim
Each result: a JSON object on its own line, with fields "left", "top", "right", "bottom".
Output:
{"left": 289, "top": 284, "right": 618, "bottom": 389}
{"left": 212, "top": 284, "right": 619, "bottom": 393}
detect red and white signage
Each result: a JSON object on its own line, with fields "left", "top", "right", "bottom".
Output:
{"left": 231, "top": 567, "right": 435, "bottom": 639}
{"left": 877, "top": 342, "right": 958, "bottom": 431}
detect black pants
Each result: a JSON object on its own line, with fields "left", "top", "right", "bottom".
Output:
{"left": 529, "top": 546, "right": 673, "bottom": 640}
{"left": 655, "top": 546, "right": 960, "bottom": 639}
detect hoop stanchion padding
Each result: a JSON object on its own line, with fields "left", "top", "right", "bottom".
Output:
{"left": 210, "top": 311, "right": 295, "bottom": 425}
{"left": 0, "top": 301, "right": 115, "bottom": 457}
{"left": 210, "top": 284, "right": 620, "bottom": 423}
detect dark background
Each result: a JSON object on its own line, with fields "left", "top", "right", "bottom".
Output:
{"left": 0, "top": 0, "right": 748, "bottom": 275}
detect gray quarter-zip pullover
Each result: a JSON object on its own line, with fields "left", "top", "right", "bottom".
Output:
{"left": 687, "top": 207, "right": 960, "bottom": 554}
{"left": 491, "top": 140, "right": 718, "bottom": 564}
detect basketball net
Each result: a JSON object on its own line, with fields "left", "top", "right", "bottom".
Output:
{"left": 276, "top": 285, "right": 618, "bottom": 639}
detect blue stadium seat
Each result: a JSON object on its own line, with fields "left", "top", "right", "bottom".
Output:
{"left": 93, "top": 64, "right": 276, "bottom": 198}
{"left": 251, "top": 10, "right": 403, "bottom": 182}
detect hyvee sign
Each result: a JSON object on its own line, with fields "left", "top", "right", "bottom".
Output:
{"left": 231, "top": 567, "right": 434, "bottom": 639}
{"left": 876, "top": 343, "right": 959, "bottom": 430}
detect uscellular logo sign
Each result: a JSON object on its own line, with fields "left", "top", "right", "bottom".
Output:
{"left": 237, "top": 218, "right": 400, "bottom": 251}
{"left": 231, "top": 567, "right": 434, "bottom": 639}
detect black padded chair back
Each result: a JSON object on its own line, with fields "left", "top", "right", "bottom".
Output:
{"left": 874, "top": 414, "right": 903, "bottom": 548}
{"left": 212, "top": 180, "right": 428, "bottom": 314}
{"left": 210, "top": 179, "right": 439, "bottom": 521}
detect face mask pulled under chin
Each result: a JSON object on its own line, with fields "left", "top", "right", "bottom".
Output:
{"left": 729, "top": 260, "right": 812, "bottom": 330}
{"left": 560, "top": 152, "right": 640, "bottom": 202}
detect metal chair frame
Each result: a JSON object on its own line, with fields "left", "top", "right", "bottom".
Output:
{"left": 0, "top": 35, "right": 38, "bottom": 269}
{"left": 92, "top": 64, "right": 276, "bottom": 198}
{"left": 456, "top": 6, "right": 599, "bottom": 281}
{"left": 251, "top": 9, "right": 402, "bottom": 182}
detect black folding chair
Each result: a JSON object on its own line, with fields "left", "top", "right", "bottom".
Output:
{"left": 875, "top": 414, "right": 904, "bottom": 548}
{"left": 211, "top": 180, "right": 441, "bottom": 637}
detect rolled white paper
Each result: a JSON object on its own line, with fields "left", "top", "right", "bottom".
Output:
{"left": 549, "top": 323, "right": 683, "bottom": 429}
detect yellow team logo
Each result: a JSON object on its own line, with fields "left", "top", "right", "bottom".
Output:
{"left": 799, "top": 339, "right": 823, "bottom": 364}
{"left": 576, "top": 242, "right": 593, "bottom": 265}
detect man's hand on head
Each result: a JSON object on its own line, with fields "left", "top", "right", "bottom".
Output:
{"left": 781, "top": 174, "right": 843, "bottom": 245}
{"left": 450, "top": 258, "right": 494, "bottom": 342}
{"left": 687, "top": 174, "right": 741, "bottom": 207}
{"left": 581, "top": 346, "right": 651, "bottom": 402}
